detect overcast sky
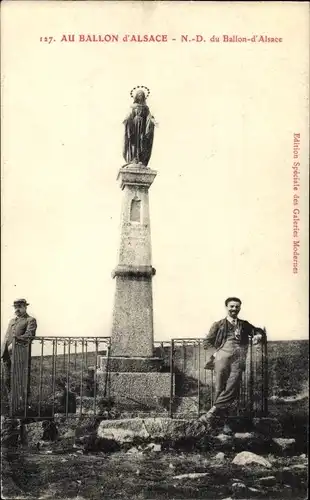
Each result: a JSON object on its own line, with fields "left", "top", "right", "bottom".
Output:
{"left": 1, "top": 1, "right": 309, "bottom": 345}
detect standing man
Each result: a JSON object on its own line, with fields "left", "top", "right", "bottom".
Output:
{"left": 200, "top": 297, "right": 265, "bottom": 429}
{"left": 1, "top": 299, "right": 37, "bottom": 396}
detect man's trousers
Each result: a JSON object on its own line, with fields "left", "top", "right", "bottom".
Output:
{"left": 213, "top": 348, "right": 246, "bottom": 412}
{"left": 2, "top": 357, "right": 11, "bottom": 394}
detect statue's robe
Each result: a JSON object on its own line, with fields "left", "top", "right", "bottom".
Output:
{"left": 123, "top": 104, "right": 155, "bottom": 166}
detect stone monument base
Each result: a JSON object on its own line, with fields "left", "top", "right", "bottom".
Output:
{"left": 96, "top": 370, "right": 173, "bottom": 400}
{"left": 96, "top": 355, "right": 173, "bottom": 410}
{"left": 98, "top": 356, "right": 168, "bottom": 373}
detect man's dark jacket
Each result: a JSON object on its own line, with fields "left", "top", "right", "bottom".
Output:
{"left": 1, "top": 314, "right": 37, "bottom": 360}
{"left": 203, "top": 318, "right": 265, "bottom": 351}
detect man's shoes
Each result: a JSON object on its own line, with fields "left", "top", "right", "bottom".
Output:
{"left": 198, "top": 406, "right": 218, "bottom": 430}
{"left": 204, "top": 355, "right": 215, "bottom": 370}
{"left": 204, "top": 359, "right": 215, "bottom": 370}
{"left": 222, "top": 423, "right": 233, "bottom": 435}
{"left": 198, "top": 413, "right": 209, "bottom": 424}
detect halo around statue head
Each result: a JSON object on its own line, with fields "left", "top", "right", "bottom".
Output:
{"left": 130, "top": 86, "right": 150, "bottom": 100}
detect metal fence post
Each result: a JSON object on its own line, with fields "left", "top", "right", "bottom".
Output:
{"left": 249, "top": 337, "right": 254, "bottom": 418}
{"left": 79, "top": 339, "right": 84, "bottom": 417}
{"left": 63, "top": 340, "right": 66, "bottom": 372}
{"left": 66, "top": 339, "right": 71, "bottom": 416}
{"left": 74, "top": 341, "right": 77, "bottom": 370}
{"left": 93, "top": 339, "right": 98, "bottom": 414}
{"left": 9, "top": 337, "right": 16, "bottom": 417}
{"left": 51, "top": 339, "right": 56, "bottom": 417}
{"left": 169, "top": 340, "right": 174, "bottom": 418}
{"left": 210, "top": 368, "right": 214, "bottom": 408}
{"left": 261, "top": 333, "right": 264, "bottom": 415}
{"left": 197, "top": 341, "right": 201, "bottom": 417}
{"left": 263, "top": 328, "right": 268, "bottom": 416}
{"left": 23, "top": 338, "right": 31, "bottom": 418}
{"left": 38, "top": 338, "right": 44, "bottom": 417}
{"left": 103, "top": 343, "right": 111, "bottom": 398}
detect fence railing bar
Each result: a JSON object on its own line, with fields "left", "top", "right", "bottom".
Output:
{"left": 85, "top": 341, "right": 88, "bottom": 373}
{"left": 240, "top": 371, "right": 244, "bottom": 413}
{"left": 80, "top": 339, "right": 84, "bottom": 417}
{"left": 239, "top": 379, "right": 242, "bottom": 416}
{"left": 246, "top": 351, "right": 249, "bottom": 412}
{"left": 74, "top": 341, "right": 77, "bottom": 370}
{"left": 261, "top": 339, "right": 264, "bottom": 415}
{"left": 263, "top": 329, "right": 268, "bottom": 416}
{"left": 203, "top": 349, "right": 207, "bottom": 386}
{"left": 249, "top": 338, "right": 254, "bottom": 418}
{"left": 63, "top": 341, "right": 66, "bottom": 372}
{"left": 103, "top": 344, "right": 111, "bottom": 398}
{"left": 9, "top": 338, "right": 16, "bottom": 417}
{"left": 172, "top": 338, "right": 204, "bottom": 342}
{"left": 256, "top": 344, "right": 259, "bottom": 414}
{"left": 38, "top": 339, "right": 44, "bottom": 418}
{"left": 51, "top": 339, "right": 56, "bottom": 417}
{"left": 193, "top": 341, "right": 197, "bottom": 371}
{"left": 24, "top": 340, "right": 30, "bottom": 418}
{"left": 169, "top": 340, "right": 174, "bottom": 418}
{"left": 65, "top": 340, "right": 71, "bottom": 417}
{"left": 252, "top": 345, "right": 256, "bottom": 414}
{"left": 32, "top": 336, "right": 111, "bottom": 340}
{"left": 182, "top": 341, "right": 186, "bottom": 373}
{"left": 210, "top": 369, "right": 214, "bottom": 408}
{"left": 197, "top": 340, "right": 201, "bottom": 417}
{"left": 93, "top": 340, "right": 98, "bottom": 415}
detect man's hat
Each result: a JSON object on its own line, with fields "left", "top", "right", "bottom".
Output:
{"left": 13, "top": 298, "right": 29, "bottom": 306}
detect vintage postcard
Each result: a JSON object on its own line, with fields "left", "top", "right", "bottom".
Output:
{"left": 1, "top": 1, "right": 309, "bottom": 499}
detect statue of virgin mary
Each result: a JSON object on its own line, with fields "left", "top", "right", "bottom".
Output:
{"left": 123, "top": 87, "right": 156, "bottom": 167}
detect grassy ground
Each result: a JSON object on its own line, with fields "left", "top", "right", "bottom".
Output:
{"left": 3, "top": 449, "right": 308, "bottom": 500}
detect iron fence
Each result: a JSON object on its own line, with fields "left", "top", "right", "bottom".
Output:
{"left": 2, "top": 332, "right": 268, "bottom": 419}
{"left": 154, "top": 334, "right": 268, "bottom": 418}
{"left": 3, "top": 336, "right": 110, "bottom": 419}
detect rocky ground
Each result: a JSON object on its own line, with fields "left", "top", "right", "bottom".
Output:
{"left": 2, "top": 448, "right": 308, "bottom": 500}
{"left": 1, "top": 415, "right": 308, "bottom": 500}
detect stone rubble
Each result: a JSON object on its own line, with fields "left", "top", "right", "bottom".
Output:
{"left": 126, "top": 446, "right": 143, "bottom": 455}
{"left": 272, "top": 437, "right": 296, "bottom": 451}
{"left": 213, "top": 451, "right": 226, "bottom": 463}
{"left": 145, "top": 442, "right": 161, "bottom": 452}
{"left": 173, "top": 472, "right": 209, "bottom": 480}
{"left": 291, "top": 464, "right": 307, "bottom": 470}
{"left": 214, "top": 433, "right": 233, "bottom": 445}
{"left": 231, "top": 481, "right": 247, "bottom": 494}
{"left": 97, "top": 417, "right": 205, "bottom": 444}
{"left": 234, "top": 432, "right": 254, "bottom": 440}
{"left": 257, "top": 475, "right": 277, "bottom": 486}
{"left": 248, "top": 486, "right": 262, "bottom": 493}
{"left": 1, "top": 415, "right": 307, "bottom": 466}
{"left": 232, "top": 451, "right": 272, "bottom": 468}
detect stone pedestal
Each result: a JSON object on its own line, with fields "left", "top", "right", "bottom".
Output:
{"left": 98, "top": 356, "right": 166, "bottom": 373}
{"left": 111, "top": 164, "right": 157, "bottom": 357}
{"left": 96, "top": 371, "right": 173, "bottom": 403}
{"left": 97, "top": 163, "right": 173, "bottom": 410}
